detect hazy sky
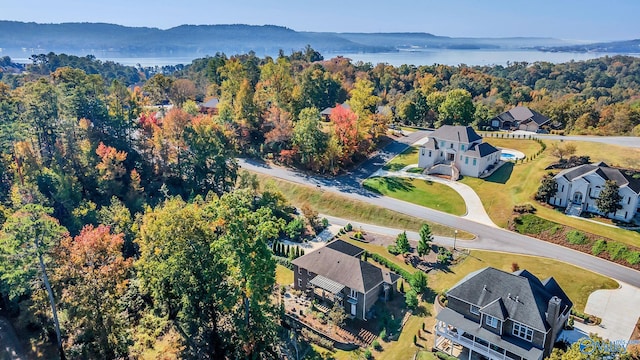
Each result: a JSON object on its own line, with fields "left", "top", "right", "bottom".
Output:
{"left": 3, "top": 0, "right": 639, "bottom": 41}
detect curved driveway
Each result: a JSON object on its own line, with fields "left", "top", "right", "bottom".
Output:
{"left": 239, "top": 157, "right": 640, "bottom": 288}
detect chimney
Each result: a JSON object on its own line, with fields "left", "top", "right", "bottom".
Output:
{"left": 546, "top": 296, "right": 562, "bottom": 326}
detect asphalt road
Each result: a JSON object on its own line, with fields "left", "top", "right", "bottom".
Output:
{"left": 239, "top": 152, "right": 640, "bottom": 288}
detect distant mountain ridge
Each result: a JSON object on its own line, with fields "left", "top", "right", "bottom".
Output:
{"left": 536, "top": 39, "right": 640, "bottom": 53}
{"left": 0, "top": 20, "right": 625, "bottom": 59}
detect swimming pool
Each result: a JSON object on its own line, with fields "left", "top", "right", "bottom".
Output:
{"left": 500, "top": 148, "right": 525, "bottom": 161}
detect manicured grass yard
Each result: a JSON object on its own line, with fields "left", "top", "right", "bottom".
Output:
{"left": 429, "top": 250, "right": 619, "bottom": 312}
{"left": 363, "top": 177, "right": 466, "bottom": 216}
{"left": 460, "top": 139, "right": 640, "bottom": 247}
{"left": 384, "top": 146, "right": 419, "bottom": 171}
{"left": 275, "top": 265, "right": 293, "bottom": 286}
{"left": 255, "top": 173, "right": 473, "bottom": 239}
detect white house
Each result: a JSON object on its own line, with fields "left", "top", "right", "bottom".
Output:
{"left": 550, "top": 162, "right": 640, "bottom": 222}
{"left": 418, "top": 125, "right": 501, "bottom": 178}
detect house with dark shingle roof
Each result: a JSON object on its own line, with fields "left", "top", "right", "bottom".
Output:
{"left": 490, "top": 106, "right": 551, "bottom": 132}
{"left": 291, "top": 240, "right": 400, "bottom": 320}
{"left": 418, "top": 125, "right": 501, "bottom": 178}
{"left": 550, "top": 162, "right": 640, "bottom": 221}
{"left": 435, "top": 267, "right": 573, "bottom": 360}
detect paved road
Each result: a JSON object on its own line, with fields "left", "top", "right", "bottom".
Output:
{"left": 537, "top": 134, "right": 640, "bottom": 148}
{"left": 239, "top": 158, "right": 640, "bottom": 288}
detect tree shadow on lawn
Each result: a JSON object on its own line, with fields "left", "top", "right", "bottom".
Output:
{"left": 365, "top": 177, "right": 416, "bottom": 193}
{"left": 485, "top": 162, "right": 514, "bottom": 184}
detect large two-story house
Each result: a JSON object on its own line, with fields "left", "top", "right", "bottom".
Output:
{"left": 490, "top": 106, "right": 551, "bottom": 133}
{"left": 435, "top": 267, "right": 573, "bottom": 360}
{"left": 549, "top": 162, "right": 640, "bottom": 222}
{"left": 418, "top": 125, "right": 501, "bottom": 178}
{"left": 291, "top": 240, "right": 400, "bottom": 320}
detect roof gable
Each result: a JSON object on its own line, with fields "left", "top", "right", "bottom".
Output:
{"left": 292, "top": 245, "right": 396, "bottom": 293}
{"left": 447, "top": 267, "right": 573, "bottom": 331}
{"left": 556, "top": 163, "right": 640, "bottom": 193}
{"left": 430, "top": 125, "right": 482, "bottom": 144}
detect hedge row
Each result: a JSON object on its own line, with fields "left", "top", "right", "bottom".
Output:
{"left": 368, "top": 252, "right": 412, "bottom": 280}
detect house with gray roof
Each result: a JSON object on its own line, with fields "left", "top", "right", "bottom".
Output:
{"left": 418, "top": 125, "right": 501, "bottom": 178}
{"left": 490, "top": 106, "right": 551, "bottom": 133}
{"left": 291, "top": 240, "right": 400, "bottom": 320}
{"left": 199, "top": 97, "right": 220, "bottom": 114}
{"left": 320, "top": 103, "right": 350, "bottom": 121}
{"left": 435, "top": 267, "right": 573, "bottom": 360}
{"left": 549, "top": 162, "right": 640, "bottom": 222}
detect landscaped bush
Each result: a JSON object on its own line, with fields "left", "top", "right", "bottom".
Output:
{"left": 387, "top": 244, "right": 400, "bottom": 255}
{"left": 364, "top": 349, "right": 373, "bottom": 360}
{"left": 566, "top": 230, "right": 589, "bottom": 245}
{"left": 513, "top": 204, "right": 537, "bottom": 214}
{"left": 353, "top": 231, "right": 364, "bottom": 240}
{"left": 274, "top": 256, "right": 293, "bottom": 269}
{"left": 379, "top": 328, "right": 387, "bottom": 342}
{"left": 607, "top": 242, "right": 629, "bottom": 261}
{"left": 437, "top": 247, "right": 452, "bottom": 265}
{"left": 372, "top": 340, "right": 382, "bottom": 351}
{"left": 369, "top": 253, "right": 411, "bottom": 280}
{"left": 592, "top": 239, "right": 607, "bottom": 256}
{"left": 435, "top": 351, "right": 459, "bottom": 360}
{"left": 301, "top": 328, "right": 333, "bottom": 350}
{"left": 344, "top": 223, "right": 353, "bottom": 232}
{"left": 626, "top": 251, "right": 640, "bottom": 265}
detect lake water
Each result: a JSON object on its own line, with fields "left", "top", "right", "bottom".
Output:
{"left": 10, "top": 49, "right": 638, "bottom": 68}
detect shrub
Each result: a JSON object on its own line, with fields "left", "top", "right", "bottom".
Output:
{"left": 353, "top": 231, "right": 364, "bottom": 240}
{"left": 436, "top": 351, "right": 459, "bottom": 360}
{"left": 387, "top": 245, "right": 400, "bottom": 255}
{"left": 514, "top": 204, "right": 537, "bottom": 214}
{"left": 364, "top": 349, "right": 373, "bottom": 360}
{"left": 626, "top": 251, "right": 640, "bottom": 265}
{"left": 301, "top": 328, "right": 333, "bottom": 350}
{"left": 369, "top": 253, "right": 412, "bottom": 280}
{"left": 344, "top": 223, "right": 353, "bottom": 232}
{"left": 607, "top": 242, "right": 629, "bottom": 260}
{"left": 437, "top": 247, "right": 452, "bottom": 265}
{"left": 379, "top": 328, "right": 387, "bottom": 342}
{"left": 566, "top": 230, "right": 589, "bottom": 245}
{"left": 372, "top": 340, "right": 382, "bottom": 351}
{"left": 405, "top": 289, "right": 418, "bottom": 309}
{"left": 592, "top": 239, "right": 607, "bottom": 256}
{"left": 321, "top": 217, "right": 329, "bottom": 229}
{"left": 413, "top": 334, "right": 417, "bottom": 344}
{"left": 511, "top": 262, "right": 520, "bottom": 272}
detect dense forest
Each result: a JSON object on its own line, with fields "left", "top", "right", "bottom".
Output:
{"left": 0, "top": 49, "right": 639, "bottom": 358}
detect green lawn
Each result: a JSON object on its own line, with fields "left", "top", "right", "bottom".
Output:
{"left": 460, "top": 139, "right": 640, "bottom": 247}
{"left": 363, "top": 177, "right": 466, "bottom": 216}
{"left": 384, "top": 146, "right": 419, "bottom": 171}
{"left": 276, "top": 265, "right": 293, "bottom": 286}
{"left": 255, "top": 173, "right": 474, "bottom": 239}
{"left": 429, "top": 250, "right": 619, "bottom": 312}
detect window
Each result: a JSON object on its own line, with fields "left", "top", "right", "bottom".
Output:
{"left": 298, "top": 267, "right": 302, "bottom": 275}
{"left": 350, "top": 289, "right": 357, "bottom": 299}
{"left": 421, "top": 149, "right": 425, "bottom": 156}
{"left": 473, "top": 159, "right": 477, "bottom": 166}
{"left": 440, "top": 141, "right": 445, "bottom": 147}
{"left": 461, "top": 144, "right": 465, "bottom": 151}
{"left": 485, "top": 315, "right": 498, "bottom": 328}
{"left": 470, "top": 305, "right": 480, "bottom": 315}
{"left": 307, "top": 270, "right": 312, "bottom": 276}
{"left": 450, "top": 143, "right": 453, "bottom": 148}
{"left": 593, "top": 186, "right": 602, "bottom": 197}
{"left": 298, "top": 279, "right": 302, "bottom": 288}
{"left": 512, "top": 323, "right": 534, "bottom": 342}
{"left": 465, "top": 157, "right": 469, "bottom": 164}
{"left": 628, "top": 197, "right": 631, "bottom": 205}
{"left": 561, "top": 185, "right": 564, "bottom": 192}
{"left": 429, "top": 151, "right": 432, "bottom": 157}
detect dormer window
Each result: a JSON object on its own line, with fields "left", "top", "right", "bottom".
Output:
{"left": 513, "top": 323, "right": 533, "bottom": 342}
{"left": 470, "top": 305, "right": 480, "bottom": 315}
{"left": 485, "top": 315, "right": 498, "bottom": 328}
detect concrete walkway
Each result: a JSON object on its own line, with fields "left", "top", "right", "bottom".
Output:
{"left": 369, "top": 167, "right": 499, "bottom": 228}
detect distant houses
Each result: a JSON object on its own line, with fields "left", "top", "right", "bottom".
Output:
{"left": 320, "top": 103, "right": 350, "bottom": 121}
{"left": 550, "top": 162, "right": 640, "bottom": 222}
{"left": 199, "top": 97, "right": 220, "bottom": 114}
{"left": 418, "top": 125, "right": 501, "bottom": 179}
{"left": 490, "top": 106, "right": 551, "bottom": 133}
